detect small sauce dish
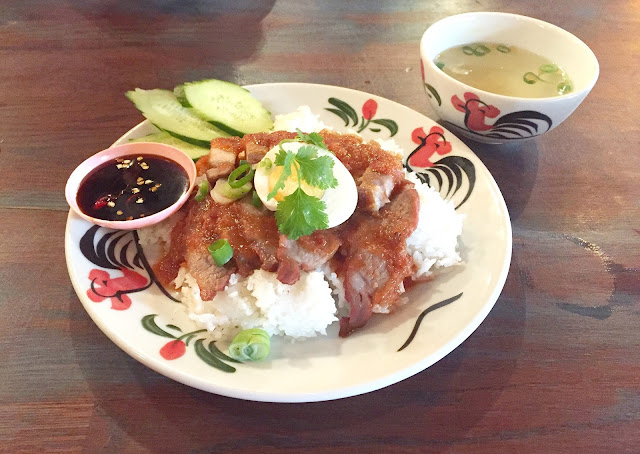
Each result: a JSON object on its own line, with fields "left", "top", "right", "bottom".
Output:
{"left": 66, "top": 142, "right": 197, "bottom": 230}
{"left": 420, "top": 12, "right": 599, "bottom": 144}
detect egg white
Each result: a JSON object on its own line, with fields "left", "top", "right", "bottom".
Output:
{"left": 253, "top": 141, "right": 357, "bottom": 229}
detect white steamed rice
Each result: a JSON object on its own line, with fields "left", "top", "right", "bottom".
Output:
{"left": 137, "top": 106, "right": 464, "bottom": 340}
{"left": 174, "top": 268, "right": 337, "bottom": 341}
{"left": 405, "top": 172, "right": 464, "bottom": 279}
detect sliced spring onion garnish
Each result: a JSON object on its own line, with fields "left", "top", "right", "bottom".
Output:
{"left": 462, "top": 44, "right": 490, "bottom": 56}
{"left": 557, "top": 81, "right": 573, "bottom": 94}
{"left": 208, "top": 238, "right": 233, "bottom": 266}
{"left": 523, "top": 72, "right": 541, "bottom": 84}
{"left": 462, "top": 45, "right": 475, "bottom": 55}
{"left": 194, "top": 180, "right": 209, "bottom": 202}
{"left": 228, "top": 163, "right": 254, "bottom": 189}
{"left": 475, "top": 44, "right": 490, "bottom": 55}
{"left": 211, "top": 179, "right": 252, "bottom": 204}
{"left": 251, "top": 190, "right": 262, "bottom": 208}
{"left": 539, "top": 64, "right": 559, "bottom": 73}
{"left": 259, "top": 157, "right": 272, "bottom": 169}
{"left": 228, "top": 328, "right": 271, "bottom": 361}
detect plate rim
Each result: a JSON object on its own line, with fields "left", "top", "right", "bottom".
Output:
{"left": 65, "top": 82, "right": 512, "bottom": 402}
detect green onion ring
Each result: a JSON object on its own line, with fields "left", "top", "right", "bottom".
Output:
{"left": 228, "top": 328, "right": 271, "bottom": 361}
{"left": 523, "top": 72, "right": 540, "bottom": 84}
{"left": 208, "top": 239, "right": 233, "bottom": 266}
{"left": 194, "top": 180, "right": 209, "bottom": 202}
{"left": 228, "top": 163, "right": 254, "bottom": 189}
{"left": 496, "top": 44, "right": 511, "bottom": 53}
{"left": 557, "top": 81, "right": 573, "bottom": 94}
{"left": 475, "top": 44, "right": 490, "bottom": 55}
{"left": 462, "top": 45, "right": 474, "bottom": 55}
{"left": 540, "top": 64, "right": 559, "bottom": 73}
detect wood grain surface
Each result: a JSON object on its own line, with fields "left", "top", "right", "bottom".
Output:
{"left": 1, "top": 0, "right": 639, "bottom": 452}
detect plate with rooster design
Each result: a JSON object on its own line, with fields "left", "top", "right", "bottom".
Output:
{"left": 65, "top": 83, "right": 511, "bottom": 402}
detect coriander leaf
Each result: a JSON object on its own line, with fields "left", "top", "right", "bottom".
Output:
{"left": 274, "top": 147, "right": 290, "bottom": 166}
{"left": 294, "top": 144, "right": 318, "bottom": 161}
{"left": 268, "top": 149, "right": 295, "bottom": 200}
{"left": 275, "top": 188, "right": 328, "bottom": 240}
{"left": 295, "top": 146, "right": 338, "bottom": 189}
{"left": 296, "top": 129, "right": 327, "bottom": 149}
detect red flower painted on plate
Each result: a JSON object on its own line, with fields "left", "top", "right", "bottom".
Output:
{"left": 326, "top": 97, "right": 397, "bottom": 136}
{"left": 362, "top": 99, "right": 378, "bottom": 120}
{"left": 451, "top": 92, "right": 500, "bottom": 131}
{"left": 409, "top": 126, "right": 452, "bottom": 168}
{"left": 87, "top": 267, "right": 148, "bottom": 311}
{"left": 160, "top": 340, "right": 186, "bottom": 360}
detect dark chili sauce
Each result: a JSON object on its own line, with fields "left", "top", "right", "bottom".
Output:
{"left": 77, "top": 154, "right": 189, "bottom": 221}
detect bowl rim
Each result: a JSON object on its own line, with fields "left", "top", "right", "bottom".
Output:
{"left": 65, "top": 142, "right": 197, "bottom": 230}
{"left": 420, "top": 11, "right": 600, "bottom": 103}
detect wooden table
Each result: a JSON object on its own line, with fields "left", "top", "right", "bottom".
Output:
{"left": 2, "top": 1, "right": 638, "bottom": 452}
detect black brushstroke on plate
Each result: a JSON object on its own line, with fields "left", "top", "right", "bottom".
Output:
{"left": 398, "top": 293, "right": 463, "bottom": 352}
{"left": 132, "top": 230, "right": 180, "bottom": 302}
{"left": 79, "top": 225, "right": 179, "bottom": 302}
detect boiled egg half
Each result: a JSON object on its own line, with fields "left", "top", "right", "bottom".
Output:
{"left": 253, "top": 141, "right": 357, "bottom": 228}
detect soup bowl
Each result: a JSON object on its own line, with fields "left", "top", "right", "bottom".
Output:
{"left": 420, "top": 12, "right": 599, "bottom": 144}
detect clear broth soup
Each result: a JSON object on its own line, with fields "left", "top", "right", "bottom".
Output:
{"left": 434, "top": 42, "right": 573, "bottom": 98}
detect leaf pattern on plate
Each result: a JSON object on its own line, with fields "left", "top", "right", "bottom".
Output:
{"left": 325, "top": 97, "right": 398, "bottom": 137}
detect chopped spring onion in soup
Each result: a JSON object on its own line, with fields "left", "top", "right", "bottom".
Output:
{"left": 434, "top": 42, "right": 573, "bottom": 98}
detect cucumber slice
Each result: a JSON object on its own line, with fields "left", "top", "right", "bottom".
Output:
{"left": 182, "top": 80, "right": 274, "bottom": 136}
{"left": 129, "top": 131, "right": 209, "bottom": 160}
{"left": 173, "top": 84, "right": 190, "bottom": 107}
{"left": 126, "top": 88, "right": 228, "bottom": 148}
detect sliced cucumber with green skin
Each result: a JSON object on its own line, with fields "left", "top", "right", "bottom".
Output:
{"left": 165, "top": 130, "right": 216, "bottom": 149}
{"left": 173, "top": 84, "right": 190, "bottom": 107}
{"left": 182, "top": 79, "right": 274, "bottom": 136}
{"left": 125, "top": 88, "right": 228, "bottom": 148}
{"left": 129, "top": 131, "right": 209, "bottom": 160}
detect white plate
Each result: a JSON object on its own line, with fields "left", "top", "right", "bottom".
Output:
{"left": 65, "top": 83, "right": 511, "bottom": 402}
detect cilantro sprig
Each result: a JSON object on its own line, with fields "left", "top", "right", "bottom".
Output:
{"left": 268, "top": 131, "right": 338, "bottom": 240}
{"left": 295, "top": 129, "right": 327, "bottom": 149}
{"left": 275, "top": 188, "right": 329, "bottom": 240}
{"left": 276, "top": 129, "right": 329, "bottom": 150}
